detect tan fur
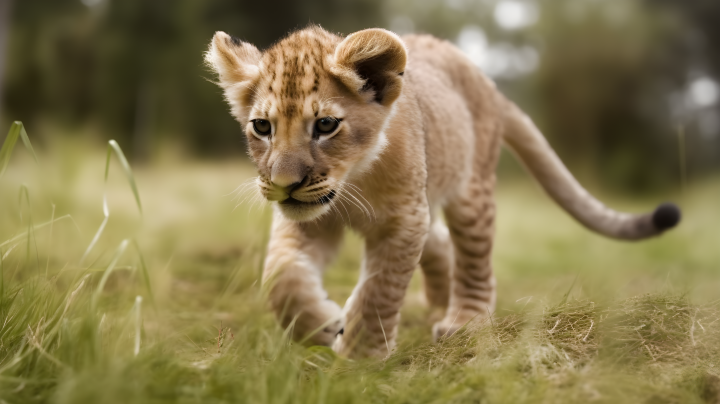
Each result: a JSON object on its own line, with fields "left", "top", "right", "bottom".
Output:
{"left": 205, "top": 26, "right": 678, "bottom": 357}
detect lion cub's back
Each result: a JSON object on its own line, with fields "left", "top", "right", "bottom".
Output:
{"left": 401, "top": 34, "right": 504, "bottom": 205}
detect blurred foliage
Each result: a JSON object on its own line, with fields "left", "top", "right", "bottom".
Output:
{"left": 1, "top": 0, "right": 383, "bottom": 158}
{"left": 1, "top": 0, "right": 719, "bottom": 191}
{"left": 528, "top": 0, "right": 685, "bottom": 191}
{"left": 529, "top": 0, "right": 720, "bottom": 190}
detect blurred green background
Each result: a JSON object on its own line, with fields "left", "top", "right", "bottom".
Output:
{"left": 1, "top": 0, "right": 719, "bottom": 191}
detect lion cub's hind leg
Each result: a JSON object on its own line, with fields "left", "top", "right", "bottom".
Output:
{"left": 420, "top": 218, "right": 453, "bottom": 319}
{"left": 433, "top": 176, "right": 497, "bottom": 341}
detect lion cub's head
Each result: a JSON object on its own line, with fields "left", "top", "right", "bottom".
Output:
{"left": 205, "top": 26, "right": 406, "bottom": 221}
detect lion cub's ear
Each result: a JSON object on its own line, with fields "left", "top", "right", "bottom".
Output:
{"left": 205, "top": 32, "right": 261, "bottom": 121}
{"left": 205, "top": 31, "right": 261, "bottom": 85}
{"left": 331, "top": 29, "right": 407, "bottom": 106}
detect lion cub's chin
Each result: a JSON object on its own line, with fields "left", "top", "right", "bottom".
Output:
{"left": 276, "top": 202, "right": 331, "bottom": 222}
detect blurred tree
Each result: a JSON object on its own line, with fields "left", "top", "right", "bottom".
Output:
{"left": 0, "top": 0, "right": 12, "bottom": 124}
{"left": 0, "top": 0, "right": 717, "bottom": 190}
{"left": 647, "top": 0, "right": 720, "bottom": 76}
{"left": 645, "top": 0, "right": 720, "bottom": 176}
{"left": 525, "top": 0, "right": 687, "bottom": 191}
{"left": 1, "top": 0, "right": 383, "bottom": 158}
{"left": 2, "top": 0, "right": 90, "bottom": 130}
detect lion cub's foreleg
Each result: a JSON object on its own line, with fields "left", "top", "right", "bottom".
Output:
{"left": 262, "top": 211, "right": 344, "bottom": 346}
{"left": 334, "top": 203, "right": 430, "bottom": 357}
{"left": 433, "top": 175, "right": 497, "bottom": 340}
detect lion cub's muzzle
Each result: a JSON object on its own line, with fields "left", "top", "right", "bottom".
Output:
{"left": 279, "top": 189, "right": 337, "bottom": 206}
{"left": 259, "top": 177, "right": 336, "bottom": 206}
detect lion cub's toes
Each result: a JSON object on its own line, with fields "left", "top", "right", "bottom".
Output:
{"left": 432, "top": 313, "right": 488, "bottom": 342}
{"left": 300, "top": 299, "right": 344, "bottom": 347}
{"left": 432, "top": 321, "right": 463, "bottom": 342}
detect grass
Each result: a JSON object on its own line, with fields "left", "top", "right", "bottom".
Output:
{"left": 0, "top": 123, "right": 719, "bottom": 403}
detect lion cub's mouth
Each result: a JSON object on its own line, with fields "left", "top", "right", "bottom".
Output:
{"left": 279, "top": 190, "right": 336, "bottom": 206}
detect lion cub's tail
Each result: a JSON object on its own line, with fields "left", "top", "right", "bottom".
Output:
{"left": 502, "top": 101, "right": 680, "bottom": 240}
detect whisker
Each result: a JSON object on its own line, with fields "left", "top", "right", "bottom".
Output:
{"left": 253, "top": 191, "right": 268, "bottom": 211}
{"left": 237, "top": 184, "right": 262, "bottom": 206}
{"left": 347, "top": 186, "right": 376, "bottom": 220}
{"left": 342, "top": 182, "right": 374, "bottom": 211}
{"left": 231, "top": 183, "right": 259, "bottom": 203}
{"left": 229, "top": 178, "right": 264, "bottom": 207}
{"left": 341, "top": 189, "right": 373, "bottom": 220}
{"left": 337, "top": 181, "right": 375, "bottom": 221}
{"left": 226, "top": 177, "right": 258, "bottom": 198}
{"left": 234, "top": 187, "right": 262, "bottom": 213}
{"left": 334, "top": 196, "right": 351, "bottom": 225}
{"left": 323, "top": 193, "right": 348, "bottom": 226}
{"left": 336, "top": 190, "right": 365, "bottom": 219}
{"left": 245, "top": 188, "right": 266, "bottom": 213}
{"left": 229, "top": 178, "right": 263, "bottom": 212}
{"left": 331, "top": 183, "right": 363, "bottom": 220}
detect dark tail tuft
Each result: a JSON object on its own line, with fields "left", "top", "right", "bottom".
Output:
{"left": 652, "top": 203, "right": 681, "bottom": 231}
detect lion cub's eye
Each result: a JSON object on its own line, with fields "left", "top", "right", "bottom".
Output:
{"left": 314, "top": 117, "right": 340, "bottom": 135}
{"left": 252, "top": 119, "right": 272, "bottom": 136}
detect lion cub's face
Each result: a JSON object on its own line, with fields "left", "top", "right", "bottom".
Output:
{"left": 206, "top": 27, "right": 407, "bottom": 221}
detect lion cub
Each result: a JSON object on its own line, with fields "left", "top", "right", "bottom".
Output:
{"left": 206, "top": 26, "right": 680, "bottom": 357}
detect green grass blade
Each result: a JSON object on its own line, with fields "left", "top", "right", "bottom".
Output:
{"left": 134, "top": 295, "right": 142, "bottom": 356}
{"left": 0, "top": 123, "right": 20, "bottom": 179}
{"left": 0, "top": 122, "right": 38, "bottom": 179}
{"left": 106, "top": 140, "right": 142, "bottom": 215}
{"left": 0, "top": 246, "right": 4, "bottom": 307}
{"left": 83, "top": 140, "right": 142, "bottom": 265}
{"left": 558, "top": 274, "right": 579, "bottom": 306}
{"left": 18, "top": 123, "right": 38, "bottom": 165}
{"left": 0, "top": 214, "right": 74, "bottom": 249}
{"left": 45, "top": 204, "right": 56, "bottom": 277}
{"left": 132, "top": 239, "right": 155, "bottom": 309}
{"left": 80, "top": 197, "right": 109, "bottom": 265}
{"left": 92, "top": 239, "right": 129, "bottom": 308}
{"left": 17, "top": 185, "right": 41, "bottom": 271}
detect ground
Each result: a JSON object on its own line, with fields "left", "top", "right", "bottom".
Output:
{"left": 0, "top": 135, "right": 718, "bottom": 403}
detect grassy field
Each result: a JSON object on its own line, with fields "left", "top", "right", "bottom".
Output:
{"left": 0, "top": 127, "right": 719, "bottom": 403}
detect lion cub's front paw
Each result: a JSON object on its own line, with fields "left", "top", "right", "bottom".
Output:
{"left": 432, "top": 321, "right": 462, "bottom": 342}
{"left": 432, "top": 309, "right": 492, "bottom": 341}
{"left": 332, "top": 324, "right": 395, "bottom": 358}
{"left": 432, "top": 315, "right": 483, "bottom": 342}
{"left": 298, "top": 299, "right": 344, "bottom": 347}
{"left": 331, "top": 332, "right": 345, "bottom": 354}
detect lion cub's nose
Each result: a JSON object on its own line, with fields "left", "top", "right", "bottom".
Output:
{"left": 271, "top": 173, "right": 307, "bottom": 193}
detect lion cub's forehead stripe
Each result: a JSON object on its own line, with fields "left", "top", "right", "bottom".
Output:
{"left": 260, "top": 27, "right": 340, "bottom": 119}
